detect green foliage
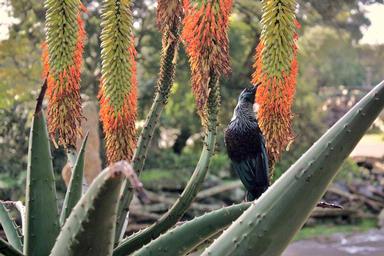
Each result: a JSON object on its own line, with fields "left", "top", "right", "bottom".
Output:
{"left": 0, "top": 37, "right": 41, "bottom": 109}
{"left": 163, "top": 82, "right": 200, "bottom": 132}
{"left": 140, "top": 168, "right": 190, "bottom": 191}
{"left": 296, "top": 0, "right": 378, "bottom": 41}
{"left": 209, "top": 153, "right": 230, "bottom": 176}
{"left": 0, "top": 105, "right": 30, "bottom": 200}
{"left": 357, "top": 44, "right": 384, "bottom": 86}
{"left": 294, "top": 218, "right": 377, "bottom": 241}
{"left": 334, "top": 158, "right": 360, "bottom": 182}
{"left": 298, "top": 26, "right": 365, "bottom": 87}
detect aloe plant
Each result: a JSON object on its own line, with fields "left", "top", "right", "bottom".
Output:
{"left": 1, "top": 0, "right": 384, "bottom": 255}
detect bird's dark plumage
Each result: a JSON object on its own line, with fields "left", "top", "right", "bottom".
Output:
{"left": 224, "top": 85, "right": 269, "bottom": 201}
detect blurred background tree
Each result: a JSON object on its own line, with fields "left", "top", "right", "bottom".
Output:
{"left": 0, "top": 0, "right": 383, "bottom": 199}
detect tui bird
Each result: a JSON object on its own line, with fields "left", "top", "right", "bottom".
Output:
{"left": 224, "top": 84, "right": 269, "bottom": 201}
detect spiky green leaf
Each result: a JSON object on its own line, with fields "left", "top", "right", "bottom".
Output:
{"left": 24, "top": 100, "right": 60, "bottom": 256}
{"left": 50, "top": 161, "right": 131, "bottom": 256}
{"left": 0, "top": 202, "right": 22, "bottom": 251}
{"left": 132, "top": 203, "right": 251, "bottom": 256}
{"left": 60, "top": 133, "right": 89, "bottom": 225}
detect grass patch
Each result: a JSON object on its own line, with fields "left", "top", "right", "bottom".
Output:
{"left": 140, "top": 168, "right": 191, "bottom": 190}
{"left": 141, "top": 169, "right": 174, "bottom": 182}
{"left": 294, "top": 219, "right": 377, "bottom": 241}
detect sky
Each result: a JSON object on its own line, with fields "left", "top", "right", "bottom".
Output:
{"left": 359, "top": 3, "right": 384, "bottom": 44}
{"left": 0, "top": 2, "right": 384, "bottom": 44}
{"left": 0, "top": 0, "right": 16, "bottom": 40}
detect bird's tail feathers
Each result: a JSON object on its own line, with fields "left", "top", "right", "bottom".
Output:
{"left": 246, "top": 186, "right": 268, "bottom": 201}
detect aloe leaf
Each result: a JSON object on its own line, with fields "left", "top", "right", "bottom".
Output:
{"left": 60, "top": 133, "right": 89, "bottom": 225}
{"left": 132, "top": 203, "right": 251, "bottom": 256}
{"left": 50, "top": 161, "right": 132, "bottom": 256}
{"left": 0, "top": 202, "right": 22, "bottom": 251}
{"left": 202, "top": 81, "right": 384, "bottom": 256}
{"left": 0, "top": 238, "right": 23, "bottom": 256}
{"left": 24, "top": 81, "right": 60, "bottom": 256}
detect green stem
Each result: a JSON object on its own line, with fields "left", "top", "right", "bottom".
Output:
{"left": 115, "top": 19, "right": 182, "bottom": 242}
{"left": 113, "top": 74, "right": 220, "bottom": 256}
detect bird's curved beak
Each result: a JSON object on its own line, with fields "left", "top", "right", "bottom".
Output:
{"left": 248, "top": 85, "right": 257, "bottom": 95}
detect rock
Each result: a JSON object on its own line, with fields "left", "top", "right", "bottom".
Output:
{"left": 62, "top": 101, "right": 102, "bottom": 186}
{"left": 379, "top": 208, "right": 384, "bottom": 228}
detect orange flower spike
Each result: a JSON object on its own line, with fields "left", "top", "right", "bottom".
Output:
{"left": 182, "top": 0, "right": 233, "bottom": 123}
{"left": 41, "top": 42, "right": 49, "bottom": 79}
{"left": 99, "top": 0, "right": 137, "bottom": 164}
{"left": 43, "top": 0, "right": 86, "bottom": 148}
{"left": 252, "top": 0, "right": 299, "bottom": 167}
{"left": 157, "top": 0, "right": 183, "bottom": 33}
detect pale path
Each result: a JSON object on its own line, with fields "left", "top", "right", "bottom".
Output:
{"left": 283, "top": 229, "right": 384, "bottom": 256}
{"left": 350, "top": 134, "right": 384, "bottom": 159}
{"left": 350, "top": 142, "right": 384, "bottom": 159}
